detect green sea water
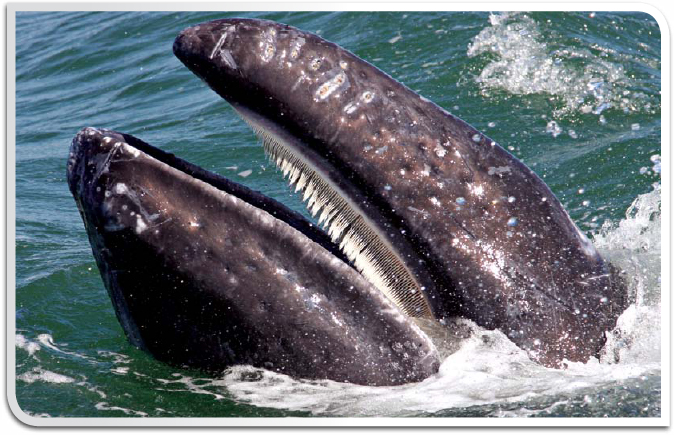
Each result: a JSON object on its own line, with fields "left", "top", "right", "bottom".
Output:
{"left": 13, "top": 11, "right": 662, "bottom": 419}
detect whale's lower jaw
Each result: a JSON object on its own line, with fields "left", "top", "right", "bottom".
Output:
{"left": 67, "top": 127, "right": 441, "bottom": 386}
{"left": 173, "top": 18, "right": 629, "bottom": 367}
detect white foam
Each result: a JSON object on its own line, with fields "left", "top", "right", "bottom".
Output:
{"left": 95, "top": 402, "right": 148, "bottom": 417}
{"left": 16, "top": 334, "right": 40, "bottom": 356}
{"left": 18, "top": 368, "right": 75, "bottom": 385}
{"left": 593, "top": 185, "right": 661, "bottom": 366}
{"left": 213, "top": 186, "right": 661, "bottom": 416}
{"left": 467, "top": 13, "right": 656, "bottom": 117}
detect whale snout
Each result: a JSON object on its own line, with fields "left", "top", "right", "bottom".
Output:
{"left": 174, "top": 18, "right": 305, "bottom": 96}
{"left": 67, "top": 127, "right": 119, "bottom": 201}
{"left": 173, "top": 19, "right": 251, "bottom": 73}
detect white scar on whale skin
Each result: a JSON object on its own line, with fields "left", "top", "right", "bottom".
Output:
{"left": 219, "top": 50, "right": 238, "bottom": 70}
{"left": 315, "top": 72, "right": 348, "bottom": 101}
{"left": 260, "top": 29, "right": 277, "bottom": 63}
{"left": 209, "top": 25, "right": 236, "bottom": 60}
{"left": 114, "top": 183, "right": 128, "bottom": 195}
{"left": 135, "top": 215, "right": 147, "bottom": 234}
{"left": 289, "top": 37, "right": 305, "bottom": 59}
{"left": 210, "top": 33, "right": 228, "bottom": 59}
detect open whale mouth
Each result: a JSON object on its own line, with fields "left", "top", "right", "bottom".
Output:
{"left": 68, "top": 18, "right": 628, "bottom": 384}
{"left": 67, "top": 126, "right": 443, "bottom": 385}
{"left": 67, "top": 126, "right": 421, "bottom": 320}
{"left": 234, "top": 104, "right": 436, "bottom": 319}
{"left": 68, "top": 127, "right": 347, "bottom": 263}
{"left": 174, "top": 20, "right": 449, "bottom": 322}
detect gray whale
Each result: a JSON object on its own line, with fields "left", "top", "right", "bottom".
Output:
{"left": 173, "top": 18, "right": 628, "bottom": 368}
{"left": 67, "top": 127, "right": 441, "bottom": 386}
{"left": 68, "top": 18, "right": 628, "bottom": 385}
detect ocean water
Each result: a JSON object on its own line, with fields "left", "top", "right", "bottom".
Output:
{"left": 13, "top": 11, "right": 662, "bottom": 419}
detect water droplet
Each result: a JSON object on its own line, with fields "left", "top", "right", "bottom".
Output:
{"left": 310, "top": 58, "right": 322, "bottom": 70}
{"left": 546, "top": 121, "right": 562, "bottom": 138}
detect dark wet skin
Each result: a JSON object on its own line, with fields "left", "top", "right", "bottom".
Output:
{"left": 173, "top": 18, "right": 628, "bottom": 367}
{"left": 68, "top": 127, "right": 441, "bottom": 386}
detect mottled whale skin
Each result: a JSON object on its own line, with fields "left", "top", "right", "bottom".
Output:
{"left": 173, "top": 18, "right": 628, "bottom": 367}
{"left": 67, "top": 127, "right": 440, "bottom": 386}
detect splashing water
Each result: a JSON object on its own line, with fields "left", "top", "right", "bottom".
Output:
{"left": 16, "top": 183, "right": 661, "bottom": 417}
{"left": 207, "top": 186, "right": 661, "bottom": 416}
{"left": 14, "top": 11, "right": 660, "bottom": 418}
{"left": 594, "top": 185, "right": 661, "bottom": 367}
{"left": 466, "top": 13, "right": 656, "bottom": 118}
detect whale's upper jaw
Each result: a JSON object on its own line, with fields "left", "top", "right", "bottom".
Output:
{"left": 173, "top": 18, "right": 629, "bottom": 368}
{"left": 67, "top": 127, "right": 441, "bottom": 385}
{"left": 175, "top": 18, "right": 445, "bottom": 321}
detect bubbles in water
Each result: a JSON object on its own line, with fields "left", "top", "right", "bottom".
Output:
{"left": 546, "top": 121, "right": 562, "bottom": 137}
{"left": 631, "top": 123, "right": 641, "bottom": 131}
{"left": 649, "top": 154, "right": 661, "bottom": 174}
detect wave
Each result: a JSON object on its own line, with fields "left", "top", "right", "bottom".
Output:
{"left": 466, "top": 13, "right": 658, "bottom": 119}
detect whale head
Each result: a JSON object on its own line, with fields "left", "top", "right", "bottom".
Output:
{"left": 174, "top": 18, "right": 630, "bottom": 368}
